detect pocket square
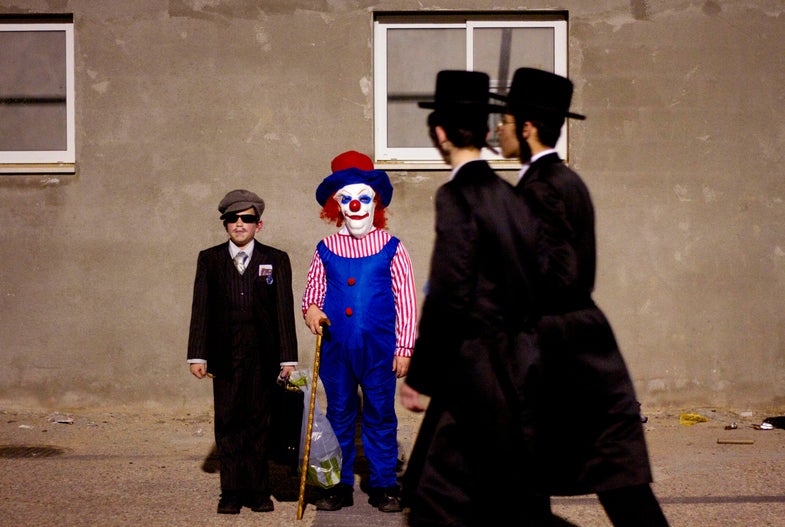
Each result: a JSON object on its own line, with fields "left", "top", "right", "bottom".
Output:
{"left": 259, "top": 264, "right": 274, "bottom": 284}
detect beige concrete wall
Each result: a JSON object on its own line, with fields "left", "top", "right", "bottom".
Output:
{"left": 0, "top": 0, "right": 783, "bottom": 410}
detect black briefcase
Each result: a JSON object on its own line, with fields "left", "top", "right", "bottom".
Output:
{"left": 269, "top": 380, "right": 304, "bottom": 467}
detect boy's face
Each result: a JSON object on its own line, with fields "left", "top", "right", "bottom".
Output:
{"left": 224, "top": 207, "right": 262, "bottom": 247}
{"left": 335, "top": 183, "right": 375, "bottom": 239}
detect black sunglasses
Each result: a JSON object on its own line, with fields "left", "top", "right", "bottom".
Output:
{"left": 223, "top": 214, "right": 259, "bottom": 224}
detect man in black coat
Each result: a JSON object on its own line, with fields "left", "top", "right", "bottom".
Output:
{"left": 400, "top": 71, "right": 548, "bottom": 527}
{"left": 187, "top": 189, "right": 298, "bottom": 514}
{"left": 495, "top": 68, "right": 670, "bottom": 527}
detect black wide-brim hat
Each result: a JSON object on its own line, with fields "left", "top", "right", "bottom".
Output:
{"left": 491, "top": 67, "right": 586, "bottom": 120}
{"left": 418, "top": 70, "right": 506, "bottom": 113}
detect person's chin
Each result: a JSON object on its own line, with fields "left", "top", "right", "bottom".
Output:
{"left": 501, "top": 148, "right": 518, "bottom": 160}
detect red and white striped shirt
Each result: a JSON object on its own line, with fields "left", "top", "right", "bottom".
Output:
{"left": 302, "top": 228, "right": 417, "bottom": 357}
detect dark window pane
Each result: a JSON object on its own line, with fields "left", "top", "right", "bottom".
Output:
{"left": 0, "top": 30, "right": 67, "bottom": 151}
{"left": 386, "top": 28, "right": 465, "bottom": 148}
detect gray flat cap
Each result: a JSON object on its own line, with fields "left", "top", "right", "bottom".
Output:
{"left": 218, "top": 189, "right": 265, "bottom": 218}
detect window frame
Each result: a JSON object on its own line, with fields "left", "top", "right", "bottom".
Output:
{"left": 373, "top": 12, "right": 570, "bottom": 170}
{"left": 0, "top": 16, "right": 76, "bottom": 174}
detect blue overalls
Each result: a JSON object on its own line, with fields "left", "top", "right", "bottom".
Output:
{"left": 317, "top": 237, "right": 399, "bottom": 489}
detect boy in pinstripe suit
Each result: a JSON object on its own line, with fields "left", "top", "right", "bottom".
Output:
{"left": 187, "top": 189, "right": 298, "bottom": 514}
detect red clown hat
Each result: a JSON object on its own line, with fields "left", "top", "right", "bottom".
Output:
{"left": 316, "top": 151, "right": 393, "bottom": 207}
{"left": 330, "top": 150, "right": 374, "bottom": 172}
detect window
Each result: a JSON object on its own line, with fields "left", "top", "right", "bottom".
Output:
{"left": 373, "top": 12, "right": 569, "bottom": 169}
{"left": 0, "top": 15, "right": 75, "bottom": 174}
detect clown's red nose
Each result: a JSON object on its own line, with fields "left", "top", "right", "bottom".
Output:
{"left": 349, "top": 200, "right": 361, "bottom": 212}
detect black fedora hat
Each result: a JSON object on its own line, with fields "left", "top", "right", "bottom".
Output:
{"left": 492, "top": 67, "right": 585, "bottom": 120}
{"left": 418, "top": 70, "right": 505, "bottom": 112}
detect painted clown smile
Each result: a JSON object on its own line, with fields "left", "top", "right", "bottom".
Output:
{"left": 336, "top": 183, "right": 376, "bottom": 238}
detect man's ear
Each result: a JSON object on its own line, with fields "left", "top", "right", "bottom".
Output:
{"left": 522, "top": 121, "right": 541, "bottom": 144}
{"left": 522, "top": 121, "right": 532, "bottom": 140}
{"left": 435, "top": 125, "right": 448, "bottom": 145}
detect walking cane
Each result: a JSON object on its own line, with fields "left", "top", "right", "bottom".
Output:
{"left": 297, "top": 318, "right": 329, "bottom": 520}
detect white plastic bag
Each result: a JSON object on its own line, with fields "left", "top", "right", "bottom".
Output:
{"left": 289, "top": 369, "right": 342, "bottom": 488}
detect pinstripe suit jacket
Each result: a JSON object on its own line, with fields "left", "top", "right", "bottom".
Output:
{"left": 187, "top": 240, "right": 298, "bottom": 378}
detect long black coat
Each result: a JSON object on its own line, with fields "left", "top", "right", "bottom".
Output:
{"left": 404, "top": 160, "right": 544, "bottom": 527}
{"left": 518, "top": 152, "right": 652, "bottom": 495}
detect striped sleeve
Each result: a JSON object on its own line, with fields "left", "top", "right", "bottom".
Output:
{"left": 301, "top": 248, "right": 327, "bottom": 315}
{"left": 391, "top": 242, "right": 417, "bottom": 357}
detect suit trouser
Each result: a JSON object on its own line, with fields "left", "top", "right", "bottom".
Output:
{"left": 405, "top": 401, "right": 551, "bottom": 527}
{"left": 539, "top": 485, "right": 669, "bottom": 527}
{"left": 213, "top": 354, "right": 274, "bottom": 500}
{"left": 597, "top": 484, "right": 670, "bottom": 527}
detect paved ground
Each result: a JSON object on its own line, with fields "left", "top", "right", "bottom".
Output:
{"left": 1, "top": 404, "right": 785, "bottom": 526}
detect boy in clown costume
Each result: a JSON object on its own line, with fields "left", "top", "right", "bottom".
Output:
{"left": 302, "top": 151, "right": 417, "bottom": 513}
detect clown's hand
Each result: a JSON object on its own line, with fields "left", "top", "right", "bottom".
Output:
{"left": 392, "top": 356, "right": 410, "bottom": 378}
{"left": 305, "top": 304, "right": 329, "bottom": 335}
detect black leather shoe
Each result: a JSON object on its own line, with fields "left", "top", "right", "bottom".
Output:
{"left": 368, "top": 486, "right": 402, "bottom": 513}
{"left": 217, "top": 496, "right": 242, "bottom": 514}
{"left": 246, "top": 496, "right": 274, "bottom": 512}
{"left": 314, "top": 483, "right": 354, "bottom": 511}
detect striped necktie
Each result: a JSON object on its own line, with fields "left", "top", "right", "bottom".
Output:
{"left": 234, "top": 251, "right": 248, "bottom": 274}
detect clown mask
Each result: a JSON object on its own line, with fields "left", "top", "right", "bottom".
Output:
{"left": 335, "top": 183, "right": 376, "bottom": 239}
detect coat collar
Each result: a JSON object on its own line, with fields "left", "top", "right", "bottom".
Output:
{"left": 518, "top": 151, "right": 562, "bottom": 187}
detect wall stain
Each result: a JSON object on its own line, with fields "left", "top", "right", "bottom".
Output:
{"left": 703, "top": 1, "right": 722, "bottom": 16}
{"left": 630, "top": 0, "right": 649, "bottom": 21}
{"left": 45, "top": 0, "right": 69, "bottom": 10}
{"left": 168, "top": 0, "right": 332, "bottom": 19}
